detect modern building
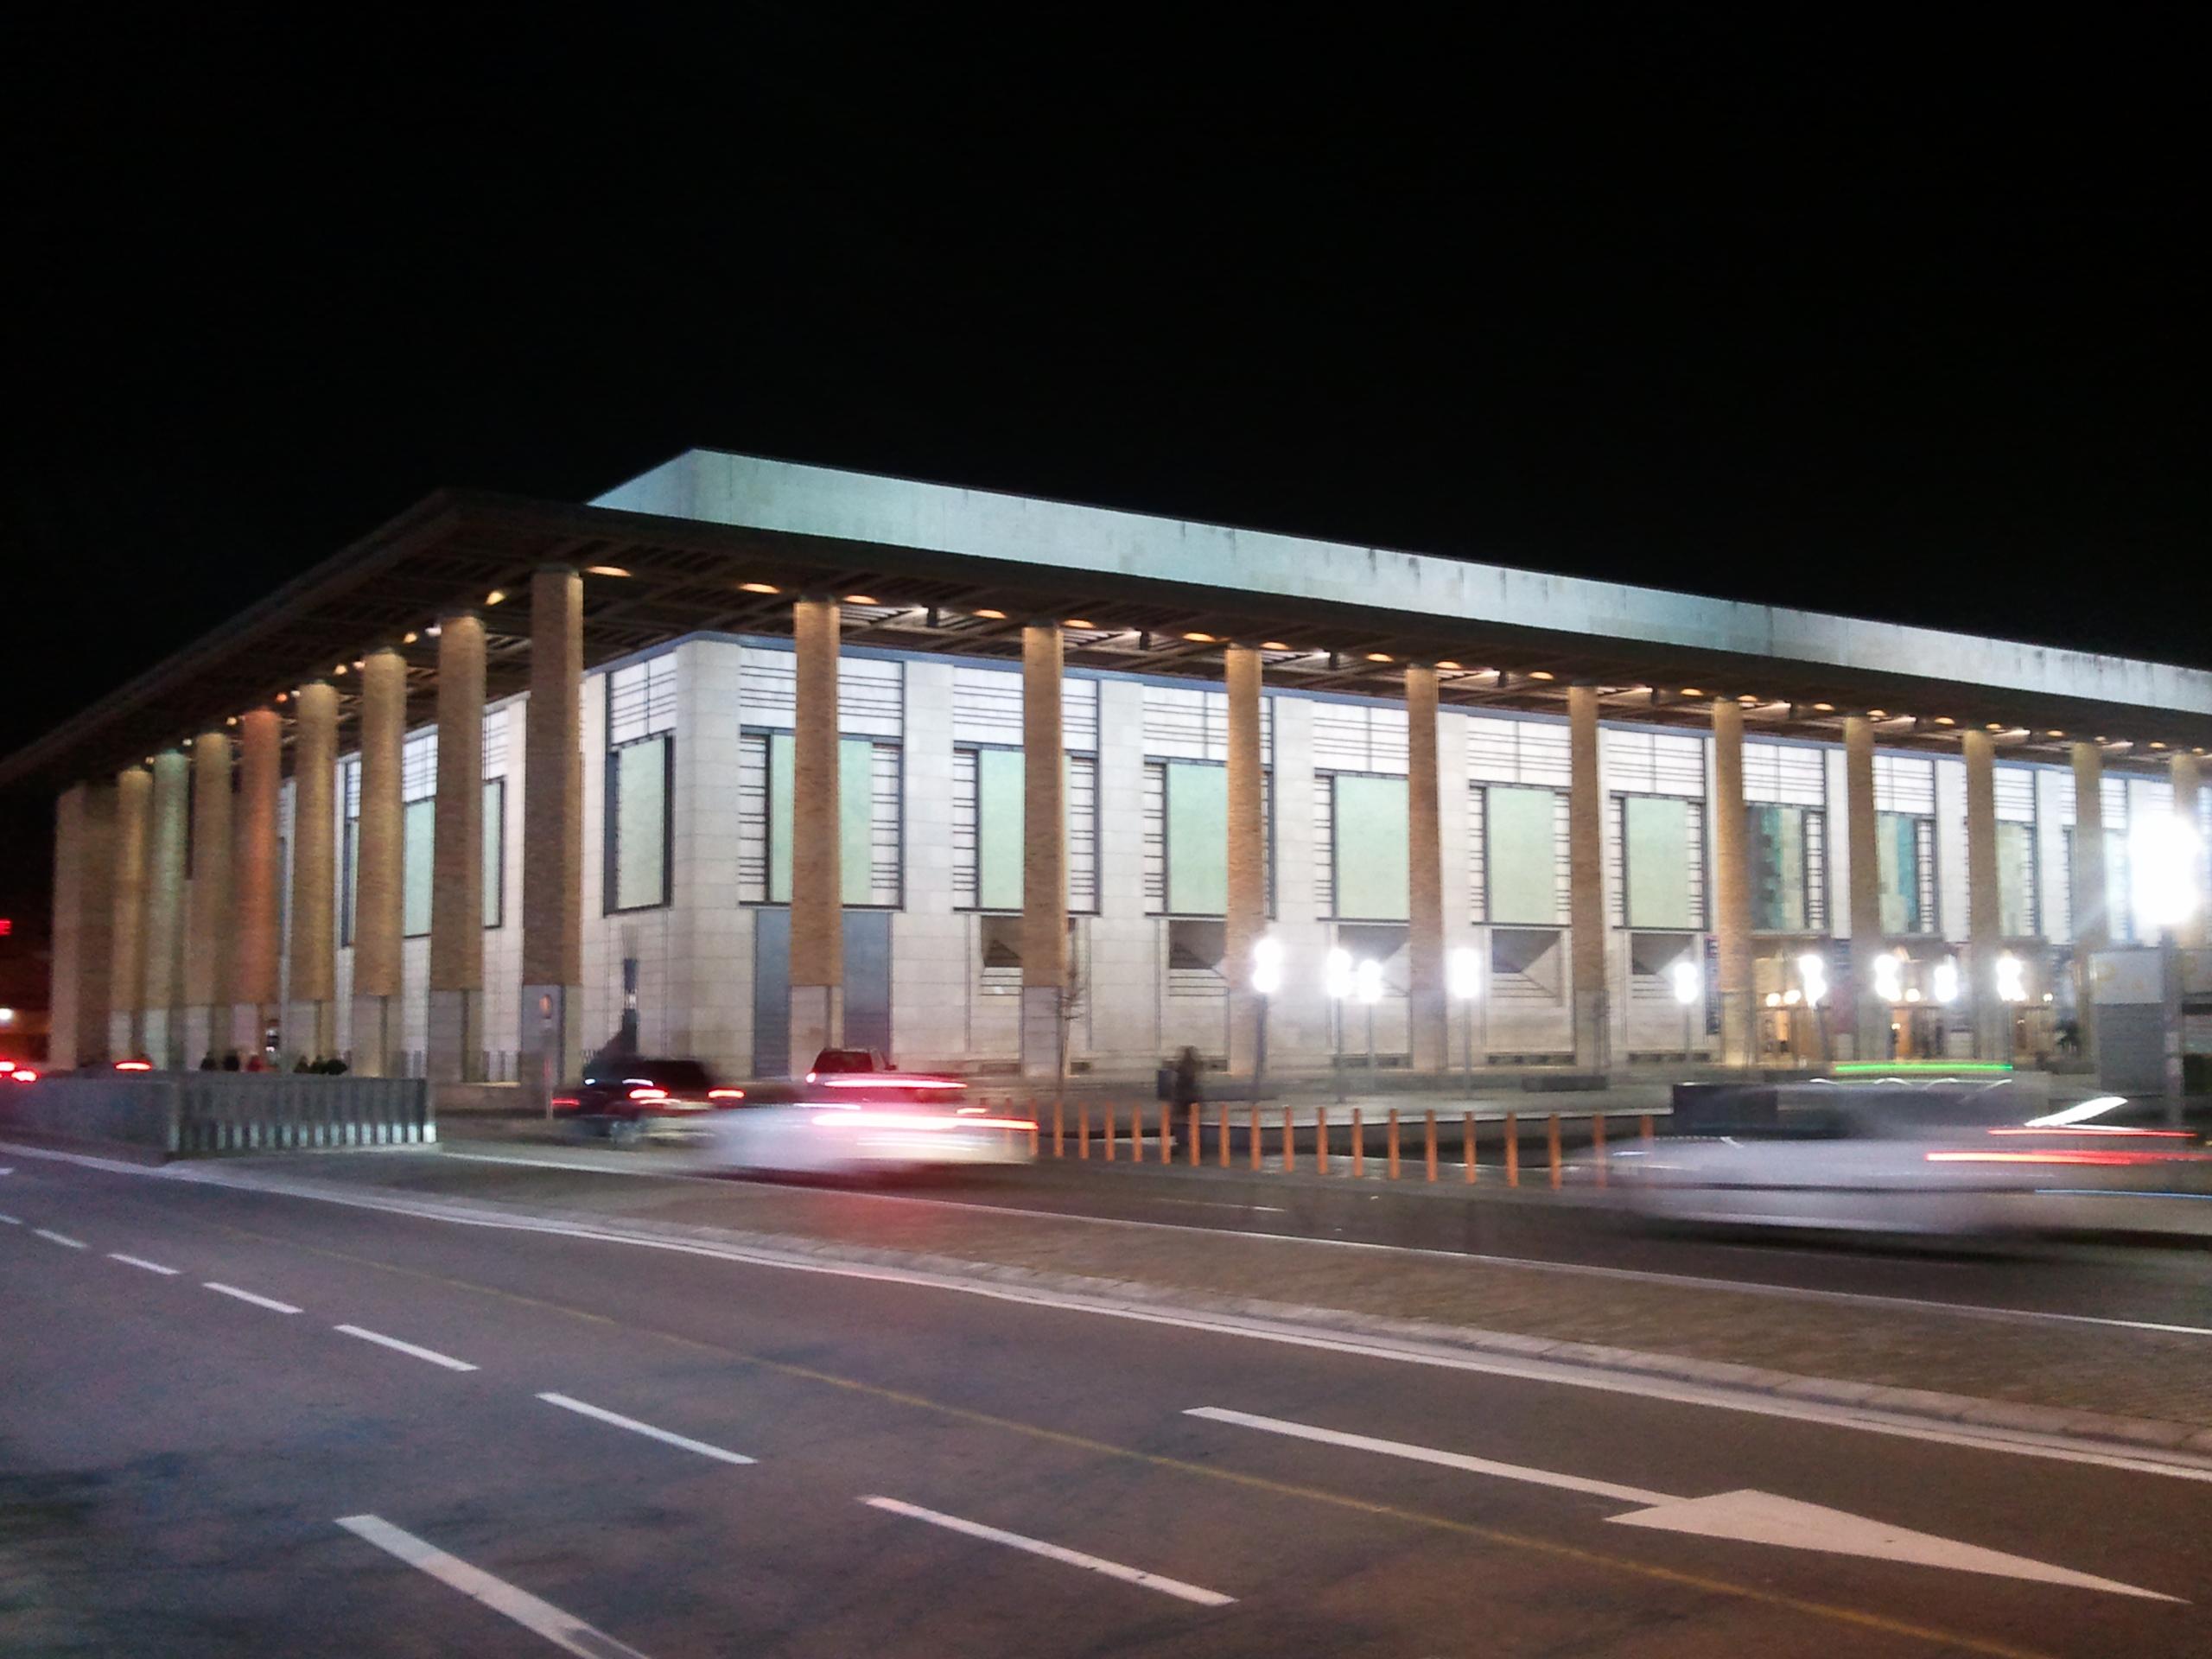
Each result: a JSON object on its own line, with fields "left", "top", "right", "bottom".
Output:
{"left": 11, "top": 450, "right": 2209, "bottom": 1095}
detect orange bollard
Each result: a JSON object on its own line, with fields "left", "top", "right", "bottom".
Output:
{"left": 1316, "top": 1107, "right": 1329, "bottom": 1176}
{"left": 1641, "top": 1113, "right": 1656, "bottom": 1145}
{"left": 1464, "top": 1112, "right": 1477, "bottom": 1184}
{"left": 1188, "top": 1103, "right": 1200, "bottom": 1166}
{"left": 1079, "top": 1103, "right": 1090, "bottom": 1159}
{"left": 1249, "top": 1104, "right": 1262, "bottom": 1171}
{"left": 1027, "top": 1102, "right": 1039, "bottom": 1160}
{"left": 1424, "top": 1109, "right": 1438, "bottom": 1183}
{"left": 1105, "top": 1102, "right": 1116, "bottom": 1161}
{"left": 1053, "top": 1098, "right": 1065, "bottom": 1159}
{"left": 1351, "top": 1108, "right": 1364, "bottom": 1179}
{"left": 1504, "top": 1111, "right": 1519, "bottom": 1187}
{"left": 1281, "top": 1107, "right": 1294, "bottom": 1173}
{"left": 1387, "top": 1109, "right": 1401, "bottom": 1179}
{"left": 1219, "top": 1102, "right": 1230, "bottom": 1168}
{"left": 1592, "top": 1112, "right": 1608, "bottom": 1189}
{"left": 1161, "top": 1102, "right": 1173, "bottom": 1164}
{"left": 1548, "top": 1113, "right": 1562, "bottom": 1191}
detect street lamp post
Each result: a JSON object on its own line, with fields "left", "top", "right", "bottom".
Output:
{"left": 1670, "top": 957, "right": 1701, "bottom": 1061}
{"left": 1250, "top": 935, "right": 1282, "bottom": 1106}
{"left": 1448, "top": 944, "right": 1481, "bottom": 1096}
{"left": 1325, "top": 947, "right": 1354, "bottom": 1103}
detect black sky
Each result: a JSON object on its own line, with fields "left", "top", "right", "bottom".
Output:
{"left": 3, "top": 16, "right": 2207, "bottom": 957}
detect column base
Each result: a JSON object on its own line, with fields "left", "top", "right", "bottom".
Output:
{"left": 519, "top": 984, "right": 584, "bottom": 1105}
{"left": 1019, "top": 985, "right": 1064, "bottom": 1080}
{"left": 1407, "top": 988, "right": 1448, "bottom": 1075}
{"left": 350, "top": 994, "right": 398, "bottom": 1077}
{"left": 143, "top": 1007, "right": 182, "bottom": 1071}
{"left": 1224, "top": 988, "right": 1262, "bottom": 1077}
{"left": 427, "top": 988, "right": 484, "bottom": 1084}
{"left": 1572, "top": 990, "right": 1611, "bottom": 1072}
{"left": 789, "top": 983, "right": 843, "bottom": 1077}
{"left": 286, "top": 1000, "right": 336, "bottom": 1066}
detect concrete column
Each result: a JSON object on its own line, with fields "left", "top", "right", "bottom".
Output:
{"left": 1567, "top": 686, "right": 1607, "bottom": 1070}
{"left": 107, "top": 766, "right": 151, "bottom": 1058}
{"left": 521, "top": 569, "right": 586, "bottom": 1099}
{"left": 232, "top": 709, "right": 283, "bottom": 1053}
{"left": 429, "top": 614, "right": 486, "bottom": 1082}
{"left": 1962, "top": 730, "right": 2003, "bottom": 1058}
{"left": 1711, "top": 701, "right": 1753, "bottom": 1066}
{"left": 1224, "top": 645, "right": 1266, "bottom": 1074}
{"left": 349, "top": 649, "right": 406, "bottom": 1075}
{"left": 142, "top": 750, "right": 189, "bottom": 1068}
{"left": 50, "top": 782, "right": 118, "bottom": 1069}
{"left": 2173, "top": 752, "right": 2205, "bottom": 950}
{"left": 286, "top": 682, "right": 340, "bottom": 1060}
{"left": 2069, "top": 741, "right": 2107, "bottom": 1065}
{"left": 185, "top": 731, "right": 234, "bottom": 1061}
{"left": 1406, "top": 665, "right": 1447, "bottom": 1072}
{"left": 1845, "top": 715, "right": 1885, "bottom": 1060}
{"left": 1019, "top": 624, "right": 1068, "bottom": 1078}
{"left": 787, "top": 599, "right": 844, "bottom": 1069}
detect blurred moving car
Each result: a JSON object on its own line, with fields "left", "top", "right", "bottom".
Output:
{"left": 1609, "top": 1081, "right": 2212, "bottom": 1238}
{"left": 703, "top": 1048, "right": 1035, "bottom": 1176}
{"left": 551, "top": 1057, "right": 747, "bottom": 1146}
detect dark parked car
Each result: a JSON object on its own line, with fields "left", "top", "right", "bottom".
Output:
{"left": 550, "top": 1056, "right": 747, "bottom": 1146}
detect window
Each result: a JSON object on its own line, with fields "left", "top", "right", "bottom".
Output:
{"left": 1490, "top": 927, "right": 1565, "bottom": 1005}
{"left": 402, "top": 730, "right": 435, "bottom": 937}
{"left": 1876, "top": 811, "right": 1936, "bottom": 935}
{"left": 340, "top": 757, "right": 361, "bottom": 946}
{"left": 950, "top": 746, "right": 1097, "bottom": 913}
{"left": 1748, "top": 804, "right": 1827, "bottom": 932}
{"left": 482, "top": 777, "right": 506, "bottom": 929}
{"left": 1609, "top": 795, "right": 1706, "bottom": 931}
{"left": 1995, "top": 766, "right": 2038, "bottom": 938}
{"left": 605, "top": 658, "right": 675, "bottom": 913}
{"left": 1166, "top": 918, "right": 1227, "bottom": 998}
{"left": 737, "top": 732, "right": 901, "bottom": 907}
{"left": 1478, "top": 784, "right": 1568, "bottom": 925}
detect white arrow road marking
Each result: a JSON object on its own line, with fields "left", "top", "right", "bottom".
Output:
{"left": 337, "top": 1515, "right": 652, "bottom": 1657}
{"left": 862, "top": 1497, "right": 1236, "bottom": 1607}
{"left": 1190, "top": 1407, "right": 2182, "bottom": 1602}
{"left": 1609, "top": 1491, "right": 2182, "bottom": 1601}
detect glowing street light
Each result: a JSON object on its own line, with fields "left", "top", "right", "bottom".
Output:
{"left": 1670, "top": 957, "right": 1701, "bottom": 1058}
{"left": 1872, "top": 951, "right": 1905, "bottom": 1005}
{"left": 2126, "top": 812, "right": 2203, "bottom": 1118}
{"left": 1994, "top": 953, "right": 2026, "bottom": 1004}
{"left": 1448, "top": 944, "right": 1482, "bottom": 1095}
{"left": 1250, "top": 936, "right": 1283, "bottom": 1102}
{"left": 1355, "top": 958, "right": 1383, "bottom": 1081}
{"left": 1325, "top": 947, "right": 1354, "bottom": 1100}
{"left": 1796, "top": 953, "right": 1828, "bottom": 1007}
{"left": 1932, "top": 958, "right": 1961, "bottom": 1007}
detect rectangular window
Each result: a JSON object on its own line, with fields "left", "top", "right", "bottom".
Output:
{"left": 608, "top": 734, "right": 671, "bottom": 912}
{"left": 1166, "top": 761, "right": 1230, "bottom": 914}
{"left": 1748, "top": 803, "right": 1828, "bottom": 932}
{"left": 482, "top": 777, "right": 505, "bottom": 929}
{"left": 340, "top": 757, "right": 360, "bottom": 947}
{"left": 1616, "top": 796, "right": 1703, "bottom": 930}
{"left": 1066, "top": 754, "right": 1098, "bottom": 913}
{"left": 950, "top": 745, "right": 1096, "bottom": 913}
{"left": 738, "top": 731, "right": 899, "bottom": 906}
{"left": 1876, "top": 810, "right": 1936, "bottom": 935}
{"left": 1466, "top": 784, "right": 1488, "bottom": 924}
{"left": 1332, "top": 773, "right": 1409, "bottom": 921}
{"left": 1485, "top": 784, "right": 1567, "bottom": 925}
{"left": 1997, "top": 820, "right": 2037, "bottom": 938}
{"left": 402, "top": 730, "right": 436, "bottom": 938}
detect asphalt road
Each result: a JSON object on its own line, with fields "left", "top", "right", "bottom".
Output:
{"left": 4, "top": 1147, "right": 2210, "bottom": 1657}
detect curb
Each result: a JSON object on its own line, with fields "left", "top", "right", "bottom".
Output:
{"left": 172, "top": 1155, "right": 2212, "bottom": 1464}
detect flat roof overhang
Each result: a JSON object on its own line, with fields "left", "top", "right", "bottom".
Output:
{"left": 5, "top": 486, "right": 2206, "bottom": 791}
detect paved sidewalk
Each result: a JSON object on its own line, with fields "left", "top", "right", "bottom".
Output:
{"left": 190, "top": 1135, "right": 2212, "bottom": 1446}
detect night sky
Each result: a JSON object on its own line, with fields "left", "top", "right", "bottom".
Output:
{"left": 3, "top": 17, "right": 2205, "bottom": 981}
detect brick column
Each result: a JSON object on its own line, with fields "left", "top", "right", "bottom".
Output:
{"left": 1406, "top": 665, "right": 1447, "bottom": 1072}
{"left": 1962, "top": 730, "right": 2003, "bottom": 1058}
{"left": 1224, "top": 645, "right": 1266, "bottom": 1074}
{"left": 185, "top": 730, "right": 234, "bottom": 1062}
{"left": 429, "top": 613, "right": 486, "bottom": 1082}
{"left": 232, "top": 709, "right": 283, "bottom": 1055}
{"left": 287, "top": 682, "right": 340, "bottom": 1061}
{"left": 142, "top": 749, "right": 190, "bottom": 1068}
{"left": 521, "top": 569, "right": 585, "bottom": 1102}
{"left": 50, "top": 782, "right": 117, "bottom": 1068}
{"left": 2069, "top": 740, "right": 2108, "bottom": 1065}
{"left": 1019, "top": 623, "right": 1068, "bottom": 1079}
{"left": 2173, "top": 751, "right": 2205, "bottom": 950}
{"left": 350, "top": 649, "right": 406, "bottom": 1075}
{"left": 1567, "top": 686, "right": 1607, "bottom": 1070}
{"left": 1845, "top": 715, "right": 1885, "bottom": 1060}
{"left": 1711, "top": 700, "right": 1753, "bottom": 1065}
{"left": 107, "top": 766, "right": 151, "bottom": 1058}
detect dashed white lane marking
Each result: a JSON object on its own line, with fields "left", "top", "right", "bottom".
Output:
{"left": 334, "top": 1324, "right": 478, "bottom": 1371}
{"left": 1185, "top": 1407, "right": 1670, "bottom": 1506}
{"left": 109, "top": 1253, "right": 180, "bottom": 1275}
{"left": 0, "top": 1211, "right": 18, "bottom": 1224}
{"left": 205, "top": 1281, "right": 302, "bottom": 1314}
{"left": 862, "top": 1496, "right": 1236, "bottom": 1607}
{"left": 536, "top": 1393, "right": 756, "bottom": 1465}
{"left": 336, "top": 1514, "right": 652, "bottom": 1657}
{"left": 33, "top": 1228, "right": 85, "bottom": 1249}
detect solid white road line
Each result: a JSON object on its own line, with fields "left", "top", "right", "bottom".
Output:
{"left": 862, "top": 1496, "right": 1235, "bottom": 1607}
{"left": 108, "top": 1253, "right": 179, "bottom": 1275}
{"left": 536, "top": 1393, "right": 756, "bottom": 1465}
{"left": 33, "top": 1228, "right": 85, "bottom": 1249}
{"left": 1185, "top": 1407, "right": 1671, "bottom": 1506}
{"left": 336, "top": 1515, "right": 651, "bottom": 1658}
{"left": 334, "top": 1324, "right": 478, "bottom": 1371}
{"left": 205, "top": 1281, "right": 302, "bottom": 1314}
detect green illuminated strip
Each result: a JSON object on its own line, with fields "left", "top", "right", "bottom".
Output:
{"left": 1832, "top": 1061, "right": 2013, "bottom": 1076}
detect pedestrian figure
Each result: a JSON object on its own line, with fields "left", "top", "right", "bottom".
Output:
{"left": 293, "top": 1055, "right": 313, "bottom": 1073}
{"left": 220, "top": 1051, "right": 241, "bottom": 1071}
{"left": 197, "top": 1052, "right": 218, "bottom": 1071}
{"left": 1171, "top": 1046, "right": 1204, "bottom": 1110}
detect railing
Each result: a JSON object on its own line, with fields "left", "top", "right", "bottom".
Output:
{"left": 0, "top": 1073, "right": 434, "bottom": 1158}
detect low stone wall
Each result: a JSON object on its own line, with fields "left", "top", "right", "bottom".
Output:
{"left": 0, "top": 1074, "right": 434, "bottom": 1157}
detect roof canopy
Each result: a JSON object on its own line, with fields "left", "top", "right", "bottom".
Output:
{"left": 7, "top": 450, "right": 2204, "bottom": 789}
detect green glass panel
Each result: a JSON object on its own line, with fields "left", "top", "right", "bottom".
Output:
{"left": 1749, "top": 804, "right": 1808, "bottom": 932}
{"left": 402, "top": 798, "right": 435, "bottom": 936}
{"left": 1877, "top": 810, "right": 1919, "bottom": 935}
{"left": 768, "top": 732, "right": 794, "bottom": 903}
{"left": 1624, "top": 797, "right": 1694, "bottom": 930}
{"left": 342, "top": 819, "right": 359, "bottom": 944}
{"left": 840, "top": 738, "right": 875, "bottom": 906}
{"left": 1487, "top": 785, "right": 1559, "bottom": 925}
{"left": 1333, "top": 774, "right": 1408, "bottom": 920}
{"left": 977, "top": 747, "right": 1025, "bottom": 911}
{"left": 1166, "top": 761, "right": 1229, "bottom": 914}
{"left": 1997, "top": 820, "right": 2033, "bottom": 938}
{"left": 482, "top": 779, "right": 504, "bottom": 928}
{"left": 613, "top": 737, "right": 667, "bottom": 910}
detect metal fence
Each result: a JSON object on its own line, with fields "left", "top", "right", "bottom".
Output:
{"left": 0, "top": 1073, "right": 435, "bottom": 1157}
